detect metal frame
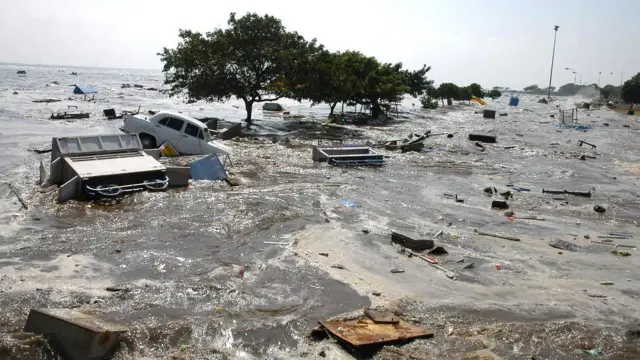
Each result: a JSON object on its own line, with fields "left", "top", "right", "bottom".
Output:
{"left": 85, "top": 176, "right": 169, "bottom": 197}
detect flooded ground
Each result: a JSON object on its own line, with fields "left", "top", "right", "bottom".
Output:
{"left": 0, "top": 64, "right": 639, "bottom": 359}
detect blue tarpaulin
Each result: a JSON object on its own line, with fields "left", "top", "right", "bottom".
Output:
{"left": 190, "top": 154, "right": 228, "bottom": 181}
{"left": 509, "top": 96, "right": 519, "bottom": 107}
{"left": 73, "top": 85, "right": 97, "bottom": 95}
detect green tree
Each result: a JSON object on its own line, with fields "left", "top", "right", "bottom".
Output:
{"left": 350, "top": 61, "right": 432, "bottom": 119}
{"left": 621, "top": 73, "right": 640, "bottom": 105}
{"left": 402, "top": 65, "right": 433, "bottom": 98}
{"left": 301, "top": 51, "right": 355, "bottom": 117}
{"left": 486, "top": 89, "right": 502, "bottom": 100}
{"left": 437, "top": 83, "right": 460, "bottom": 105}
{"left": 457, "top": 86, "right": 472, "bottom": 103}
{"left": 159, "top": 12, "right": 318, "bottom": 125}
{"left": 523, "top": 85, "right": 541, "bottom": 93}
{"left": 420, "top": 84, "right": 439, "bottom": 109}
{"left": 600, "top": 84, "right": 620, "bottom": 100}
{"left": 469, "top": 83, "right": 483, "bottom": 98}
{"left": 359, "top": 62, "right": 401, "bottom": 118}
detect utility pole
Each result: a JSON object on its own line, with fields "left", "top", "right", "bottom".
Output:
{"left": 566, "top": 68, "right": 576, "bottom": 84}
{"left": 547, "top": 25, "right": 560, "bottom": 98}
{"left": 598, "top": 72, "right": 601, "bottom": 87}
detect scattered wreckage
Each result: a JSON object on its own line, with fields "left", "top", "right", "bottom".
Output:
{"left": 51, "top": 112, "right": 90, "bottom": 120}
{"left": 48, "top": 134, "right": 174, "bottom": 202}
{"left": 312, "top": 145, "right": 385, "bottom": 166}
{"left": 121, "top": 110, "right": 233, "bottom": 156}
{"left": 45, "top": 130, "right": 234, "bottom": 202}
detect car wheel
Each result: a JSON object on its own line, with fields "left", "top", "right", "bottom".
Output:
{"left": 139, "top": 135, "right": 155, "bottom": 149}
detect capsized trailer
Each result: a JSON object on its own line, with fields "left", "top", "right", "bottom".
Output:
{"left": 49, "top": 134, "right": 170, "bottom": 202}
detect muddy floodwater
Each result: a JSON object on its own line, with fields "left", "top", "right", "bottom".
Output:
{"left": 1, "top": 64, "right": 640, "bottom": 359}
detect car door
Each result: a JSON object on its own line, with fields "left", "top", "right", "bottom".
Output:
{"left": 181, "top": 123, "right": 204, "bottom": 155}
{"left": 158, "top": 117, "right": 186, "bottom": 151}
{"left": 153, "top": 115, "right": 173, "bottom": 144}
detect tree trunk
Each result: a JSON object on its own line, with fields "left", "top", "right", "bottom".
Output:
{"left": 329, "top": 102, "right": 338, "bottom": 118}
{"left": 441, "top": 98, "right": 445, "bottom": 106}
{"left": 244, "top": 99, "right": 254, "bottom": 126}
{"left": 370, "top": 98, "right": 383, "bottom": 119}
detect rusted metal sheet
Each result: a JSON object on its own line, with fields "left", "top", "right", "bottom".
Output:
{"left": 319, "top": 316, "right": 433, "bottom": 346}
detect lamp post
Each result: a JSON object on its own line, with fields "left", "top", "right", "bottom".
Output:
{"left": 547, "top": 25, "right": 560, "bottom": 98}
{"left": 598, "top": 72, "right": 601, "bottom": 87}
{"left": 565, "top": 67, "right": 576, "bottom": 84}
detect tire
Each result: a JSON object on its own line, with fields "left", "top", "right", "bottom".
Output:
{"left": 139, "top": 134, "right": 156, "bottom": 149}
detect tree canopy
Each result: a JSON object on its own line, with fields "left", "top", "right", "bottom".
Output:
{"left": 621, "top": 73, "right": 640, "bottom": 105}
{"left": 468, "top": 83, "right": 483, "bottom": 98}
{"left": 486, "top": 89, "right": 502, "bottom": 100}
{"left": 159, "top": 13, "right": 321, "bottom": 125}
{"left": 160, "top": 12, "right": 433, "bottom": 124}
{"left": 523, "top": 85, "right": 542, "bottom": 93}
{"left": 601, "top": 84, "right": 621, "bottom": 100}
{"left": 420, "top": 82, "right": 494, "bottom": 108}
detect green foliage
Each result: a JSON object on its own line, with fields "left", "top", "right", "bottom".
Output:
{"left": 621, "top": 73, "right": 640, "bottom": 104}
{"left": 301, "top": 50, "right": 366, "bottom": 116}
{"left": 403, "top": 65, "right": 434, "bottom": 97}
{"left": 419, "top": 84, "right": 440, "bottom": 108}
{"left": 457, "top": 86, "right": 472, "bottom": 102}
{"left": 348, "top": 61, "right": 432, "bottom": 118}
{"left": 523, "top": 85, "right": 542, "bottom": 93}
{"left": 600, "top": 84, "right": 620, "bottom": 100}
{"left": 420, "top": 95, "right": 438, "bottom": 109}
{"left": 437, "top": 83, "right": 460, "bottom": 101}
{"left": 468, "top": 83, "right": 483, "bottom": 98}
{"left": 160, "top": 12, "right": 433, "bottom": 122}
{"left": 486, "top": 89, "right": 502, "bottom": 100}
{"left": 159, "top": 12, "right": 319, "bottom": 125}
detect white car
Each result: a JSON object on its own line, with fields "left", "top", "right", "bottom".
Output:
{"left": 121, "top": 111, "right": 233, "bottom": 155}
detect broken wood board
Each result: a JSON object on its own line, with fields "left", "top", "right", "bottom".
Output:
{"left": 319, "top": 316, "right": 433, "bottom": 347}
{"left": 364, "top": 309, "right": 400, "bottom": 324}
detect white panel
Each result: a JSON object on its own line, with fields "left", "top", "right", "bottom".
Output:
{"left": 49, "top": 157, "right": 62, "bottom": 185}
{"left": 58, "top": 176, "right": 80, "bottom": 202}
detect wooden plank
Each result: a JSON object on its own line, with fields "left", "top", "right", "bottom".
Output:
{"left": 320, "top": 317, "right": 433, "bottom": 347}
{"left": 364, "top": 309, "right": 400, "bottom": 324}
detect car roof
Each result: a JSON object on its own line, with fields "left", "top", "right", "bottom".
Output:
{"left": 155, "top": 111, "right": 206, "bottom": 128}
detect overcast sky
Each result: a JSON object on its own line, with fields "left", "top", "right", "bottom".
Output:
{"left": 0, "top": 0, "right": 637, "bottom": 89}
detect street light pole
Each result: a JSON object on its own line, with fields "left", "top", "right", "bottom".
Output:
{"left": 547, "top": 25, "right": 560, "bottom": 98}
{"left": 565, "top": 67, "right": 576, "bottom": 84}
{"left": 598, "top": 72, "right": 601, "bottom": 87}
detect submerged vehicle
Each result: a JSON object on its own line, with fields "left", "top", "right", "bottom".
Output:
{"left": 121, "top": 111, "right": 233, "bottom": 155}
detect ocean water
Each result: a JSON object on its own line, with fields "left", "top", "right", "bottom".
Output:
{"left": 1, "top": 63, "right": 639, "bottom": 359}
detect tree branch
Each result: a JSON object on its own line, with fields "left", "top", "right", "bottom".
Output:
{"left": 255, "top": 95, "right": 283, "bottom": 102}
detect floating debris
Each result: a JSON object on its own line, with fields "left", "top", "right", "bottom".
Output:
{"left": 391, "top": 232, "right": 434, "bottom": 251}
{"left": 549, "top": 239, "right": 581, "bottom": 252}
{"left": 318, "top": 315, "right": 433, "bottom": 347}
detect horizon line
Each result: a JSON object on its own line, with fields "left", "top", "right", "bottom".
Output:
{"left": 0, "top": 61, "right": 161, "bottom": 72}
